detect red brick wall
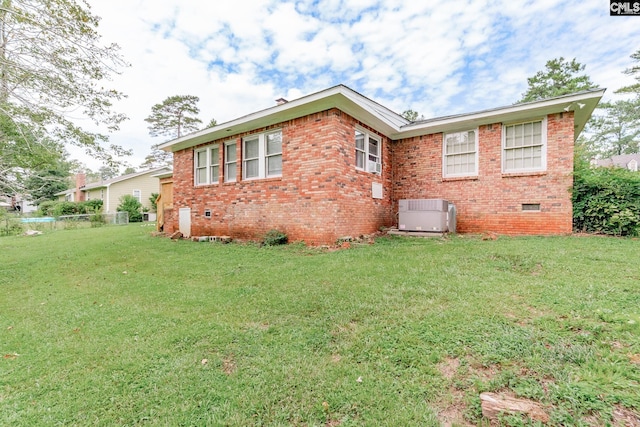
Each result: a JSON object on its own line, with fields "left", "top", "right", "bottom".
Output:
{"left": 392, "top": 112, "right": 575, "bottom": 234}
{"left": 172, "top": 109, "right": 393, "bottom": 245}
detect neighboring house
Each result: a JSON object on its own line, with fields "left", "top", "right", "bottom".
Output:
{"left": 2, "top": 195, "right": 37, "bottom": 213}
{"left": 594, "top": 154, "right": 640, "bottom": 172}
{"left": 159, "top": 84, "right": 604, "bottom": 245}
{"left": 54, "top": 172, "right": 87, "bottom": 202}
{"left": 56, "top": 167, "right": 170, "bottom": 214}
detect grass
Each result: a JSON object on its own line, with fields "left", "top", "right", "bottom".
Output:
{"left": 1, "top": 225, "right": 639, "bottom": 426}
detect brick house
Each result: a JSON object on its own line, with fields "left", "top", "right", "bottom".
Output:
{"left": 159, "top": 85, "right": 604, "bottom": 245}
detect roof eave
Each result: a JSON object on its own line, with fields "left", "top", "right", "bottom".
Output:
{"left": 160, "top": 86, "right": 406, "bottom": 152}
{"left": 395, "top": 89, "right": 605, "bottom": 140}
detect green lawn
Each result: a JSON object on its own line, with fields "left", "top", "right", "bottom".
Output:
{"left": 1, "top": 225, "right": 639, "bottom": 426}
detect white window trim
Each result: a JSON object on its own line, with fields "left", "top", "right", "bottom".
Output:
{"left": 194, "top": 144, "right": 220, "bottom": 186}
{"left": 355, "top": 128, "right": 382, "bottom": 174}
{"left": 224, "top": 141, "right": 237, "bottom": 183}
{"left": 502, "top": 118, "right": 547, "bottom": 174}
{"left": 242, "top": 129, "right": 282, "bottom": 180}
{"left": 132, "top": 189, "right": 141, "bottom": 202}
{"left": 442, "top": 129, "right": 478, "bottom": 178}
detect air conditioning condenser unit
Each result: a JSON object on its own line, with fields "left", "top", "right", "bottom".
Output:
{"left": 398, "top": 199, "right": 452, "bottom": 232}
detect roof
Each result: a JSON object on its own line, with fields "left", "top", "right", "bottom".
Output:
{"left": 82, "top": 167, "right": 171, "bottom": 190}
{"left": 594, "top": 153, "right": 640, "bottom": 169}
{"left": 54, "top": 188, "right": 75, "bottom": 197}
{"left": 160, "top": 84, "right": 605, "bottom": 152}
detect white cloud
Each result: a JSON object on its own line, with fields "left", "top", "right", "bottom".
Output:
{"left": 75, "top": 0, "right": 640, "bottom": 172}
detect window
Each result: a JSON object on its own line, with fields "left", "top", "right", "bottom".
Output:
{"left": 209, "top": 146, "right": 220, "bottom": 183}
{"left": 443, "top": 129, "right": 477, "bottom": 177}
{"left": 224, "top": 142, "right": 237, "bottom": 182}
{"left": 355, "top": 129, "right": 381, "bottom": 174}
{"left": 194, "top": 144, "right": 220, "bottom": 185}
{"left": 503, "top": 119, "right": 547, "bottom": 173}
{"left": 242, "top": 130, "right": 282, "bottom": 180}
{"left": 133, "top": 189, "right": 141, "bottom": 202}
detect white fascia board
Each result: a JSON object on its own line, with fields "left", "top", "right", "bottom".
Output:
{"left": 395, "top": 89, "right": 605, "bottom": 140}
{"left": 160, "top": 85, "right": 407, "bottom": 152}
{"left": 159, "top": 87, "right": 605, "bottom": 152}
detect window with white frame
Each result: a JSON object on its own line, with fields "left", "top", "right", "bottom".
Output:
{"left": 503, "top": 119, "right": 547, "bottom": 173}
{"left": 443, "top": 129, "right": 477, "bottom": 177}
{"left": 194, "top": 144, "right": 220, "bottom": 185}
{"left": 355, "top": 129, "right": 381, "bottom": 174}
{"left": 224, "top": 142, "right": 237, "bottom": 182}
{"left": 133, "top": 189, "right": 141, "bottom": 202}
{"left": 242, "top": 130, "right": 282, "bottom": 180}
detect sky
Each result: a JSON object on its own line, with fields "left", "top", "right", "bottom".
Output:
{"left": 74, "top": 0, "right": 640, "bottom": 171}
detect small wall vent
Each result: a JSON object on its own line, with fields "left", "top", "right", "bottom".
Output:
{"left": 398, "top": 199, "right": 452, "bottom": 232}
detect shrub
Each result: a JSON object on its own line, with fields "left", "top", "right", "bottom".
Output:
{"left": 37, "top": 201, "right": 57, "bottom": 216}
{"left": 37, "top": 200, "right": 104, "bottom": 217}
{"left": 53, "top": 201, "right": 80, "bottom": 217}
{"left": 263, "top": 229, "right": 288, "bottom": 246}
{"left": 117, "top": 195, "right": 143, "bottom": 222}
{"left": 84, "top": 199, "right": 104, "bottom": 212}
{"left": 0, "top": 211, "right": 23, "bottom": 236}
{"left": 149, "top": 193, "right": 159, "bottom": 213}
{"left": 573, "top": 166, "right": 640, "bottom": 236}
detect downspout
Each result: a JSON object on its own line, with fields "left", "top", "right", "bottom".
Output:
{"left": 105, "top": 183, "right": 112, "bottom": 213}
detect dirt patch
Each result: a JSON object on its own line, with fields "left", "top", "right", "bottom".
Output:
{"left": 612, "top": 405, "right": 640, "bottom": 426}
{"left": 628, "top": 353, "right": 640, "bottom": 365}
{"left": 438, "top": 403, "right": 474, "bottom": 427}
{"left": 434, "top": 357, "right": 475, "bottom": 426}
{"left": 437, "top": 357, "right": 461, "bottom": 380}
{"left": 222, "top": 354, "right": 236, "bottom": 375}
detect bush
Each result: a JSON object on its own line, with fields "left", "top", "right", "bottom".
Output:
{"left": 573, "top": 166, "right": 640, "bottom": 236}
{"left": 0, "top": 211, "right": 23, "bottom": 236}
{"left": 37, "top": 200, "right": 103, "bottom": 217}
{"left": 117, "top": 195, "right": 142, "bottom": 222}
{"left": 37, "top": 201, "right": 57, "bottom": 216}
{"left": 149, "top": 193, "right": 159, "bottom": 213}
{"left": 53, "top": 201, "right": 81, "bottom": 217}
{"left": 84, "top": 199, "right": 104, "bottom": 212}
{"left": 263, "top": 229, "right": 288, "bottom": 246}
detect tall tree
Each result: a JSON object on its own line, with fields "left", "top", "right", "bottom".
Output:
{"left": 0, "top": 0, "right": 129, "bottom": 164}
{"left": 587, "top": 100, "right": 640, "bottom": 157}
{"left": 617, "top": 48, "right": 640, "bottom": 96}
{"left": 24, "top": 163, "right": 72, "bottom": 204}
{"left": 0, "top": 0, "right": 129, "bottom": 201}
{"left": 98, "top": 165, "right": 119, "bottom": 181}
{"left": 580, "top": 50, "right": 640, "bottom": 159}
{"left": 142, "top": 95, "right": 203, "bottom": 168}
{"left": 401, "top": 109, "right": 424, "bottom": 121}
{"left": 0, "top": 115, "right": 68, "bottom": 196}
{"left": 144, "top": 95, "right": 202, "bottom": 139}
{"left": 204, "top": 117, "right": 217, "bottom": 129}
{"left": 519, "top": 57, "right": 597, "bottom": 103}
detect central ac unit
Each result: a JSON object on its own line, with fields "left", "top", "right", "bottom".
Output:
{"left": 398, "top": 199, "right": 452, "bottom": 232}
